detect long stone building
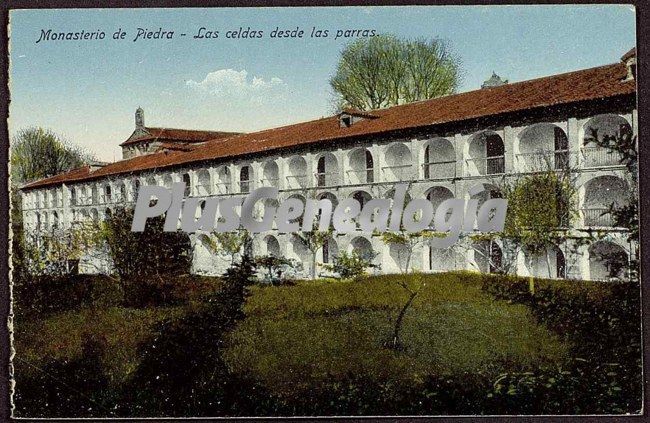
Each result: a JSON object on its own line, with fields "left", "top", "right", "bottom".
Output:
{"left": 20, "top": 48, "right": 638, "bottom": 281}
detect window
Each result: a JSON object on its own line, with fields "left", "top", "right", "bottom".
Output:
{"left": 554, "top": 127, "right": 569, "bottom": 169}
{"left": 105, "top": 185, "right": 112, "bottom": 202}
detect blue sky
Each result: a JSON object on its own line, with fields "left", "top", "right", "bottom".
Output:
{"left": 9, "top": 5, "right": 636, "bottom": 161}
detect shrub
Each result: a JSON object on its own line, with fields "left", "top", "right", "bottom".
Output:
{"left": 324, "top": 251, "right": 378, "bottom": 280}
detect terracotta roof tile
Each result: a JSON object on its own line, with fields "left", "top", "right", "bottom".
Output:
{"left": 22, "top": 61, "right": 636, "bottom": 191}
{"left": 119, "top": 127, "right": 239, "bottom": 146}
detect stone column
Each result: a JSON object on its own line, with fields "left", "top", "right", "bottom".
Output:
{"left": 503, "top": 126, "right": 515, "bottom": 174}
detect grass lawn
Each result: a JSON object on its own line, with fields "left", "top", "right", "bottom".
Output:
{"left": 14, "top": 272, "right": 571, "bottom": 399}
{"left": 13, "top": 305, "right": 187, "bottom": 386}
{"left": 223, "top": 272, "right": 571, "bottom": 397}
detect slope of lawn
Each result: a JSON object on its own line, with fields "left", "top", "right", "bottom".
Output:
{"left": 223, "top": 272, "right": 571, "bottom": 397}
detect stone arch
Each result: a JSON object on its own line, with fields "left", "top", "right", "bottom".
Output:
{"left": 196, "top": 169, "right": 211, "bottom": 196}
{"left": 517, "top": 123, "right": 569, "bottom": 171}
{"left": 582, "top": 114, "right": 632, "bottom": 167}
{"left": 261, "top": 160, "right": 280, "bottom": 187}
{"left": 287, "top": 156, "right": 308, "bottom": 189}
{"left": 468, "top": 130, "right": 505, "bottom": 175}
{"left": 216, "top": 166, "right": 231, "bottom": 194}
{"left": 582, "top": 175, "right": 629, "bottom": 227}
{"left": 589, "top": 240, "right": 628, "bottom": 281}
{"left": 424, "top": 137, "right": 455, "bottom": 179}
{"left": 348, "top": 236, "right": 374, "bottom": 261}
{"left": 384, "top": 142, "right": 413, "bottom": 181}
{"left": 315, "top": 152, "right": 339, "bottom": 187}
{"left": 263, "top": 234, "right": 281, "bottom": 257}
{"left": 348, "top": 148, "right": 374, "bottom": 184}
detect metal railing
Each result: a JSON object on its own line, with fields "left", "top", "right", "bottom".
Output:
{"left": 259, "top": 177, "right": 280, "bottom": 188}
{"left": 581, "top": 147, "right": 624, "bottom": 168}
{"left": 286, "top": 174, "right": 308, "bottom": 189}
{"left": 214, "top": 182, "right": 232, "bottom": 195}
{"left": 423, "top": 160, "right": 456, "bottom": 179}
{"left": 466, "top": 156, "right": 505, "bottom": 175}
{"left": 381, "top": 164, "right": 414, "bottom": 182}
{"left": 582, "top": 208, "right": 614, "bottom": 227}
{"left": 195, "top": 183, "right": 212, "bottom": 196}
{"left": 315, "top": 171, "right": 340, "bottom": 187}
{"left": 516, "top": 150, "right": 574, "bottom": 172}
{"left": 346, "top": 169, "right": 374, "bottom": 184}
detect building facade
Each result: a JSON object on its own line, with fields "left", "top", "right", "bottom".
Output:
{"left": 20, "top": 49, "right": 638, "bottom": 281}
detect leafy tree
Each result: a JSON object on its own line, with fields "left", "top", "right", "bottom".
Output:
{"left": 255, "top": 255, "right": 294, "bottom": 284}
{"left": 330, "top": 35, "right": 461, "bottom": 111}
{"left": 202, "top": 230, "right": 250, "bottom": 267}
{"left": 324, "top": 250, "right": 378, "bottom": 280}
{"left": 101, "top": 208, "right": 192, "bottom": 284}
{"left": 11, "top": 127, "right": 94, "bottom": 185}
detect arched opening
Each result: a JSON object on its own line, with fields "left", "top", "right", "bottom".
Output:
{"left": 384, "top": 143, "right": 413, "bottom": 181}
{"left": 290, "top": 234, "right": 310, "bottom": 262}
{"left": 161, "top": 174, "right": 173, "bottom": 189}
{"left": 469, "top": 182, "right": 502, "bottom": 209}
{"left": 316, "top": 153, "right": 339, "bottom": 187}
{"left": 261, "top": 161, "right": 280, "bottom": 188}
{"left": 589, "top": 240, "right": 628, "bottom": 281}
{"left": 104, "top": 185, "right": 112, "bottom": 203}
{"left": 426, "top": 186, "right": 455, "bottom": 226}
{"left": 264, "top": 235, "right": 281, "bottom": 257}
{"left": 216, "top": 166, "right": 231, "bottom": 194}
{"left": 582, "top": 175, "right": 628, "bottom": 227}
{"left": 91, "top": 185, "right": 99, "bottom": 204}
{"left": 348, "top": 148, "right": 374, "bottom": 184}
{"left": 583, "top": 114, "right": 632, "bottom": 167}
{"left": 468, "top": 131, "right": 505, "bottom": 175}
{"left": 105, "top": 208, "right": 113, "bottom": 219}
{"left": 350, "top": 190, "right": 372, "bottom": 209}
{"left": 239, "top": 166, "right": 251, "bottom": 193}
{"left": 517, "top": 123, "right": 569, "bottom": 172}
{"left": 119, "top": 182, "right": 127, "bottom": 202}
{"left": 51, "top": 211, "right": 59, "bottom": 230}
{"left": 70, "top": 188, "right": 77, "bottom": 206}
{"left": 287, "top": 156, "right": 308, "bottom": 189}
{"left": 196, "top": 169, "right": 211, "bottom": 196}
{"left": 473, "top": 240, "right": 503, "bottom": 274}
{"left": 348, "top": 236, "right": 374, "bottom": 261}
{"left": 182, "top": 173, "right": 192, "bottom": 196}
{"left": 524, "top": 244, "right": 566, "bottom": 279}
{"left": 424, "top": 138, "right": 455, "bottom": 179}
{"left": 321, "top": 236, "right": 338, "bottom": 264}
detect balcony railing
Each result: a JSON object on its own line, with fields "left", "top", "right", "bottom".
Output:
{"left": 423, "top": 160, "right": 456, "bottom": 179}
{"left": 466, "top": 156, "right": 505, "bottom": 175}
{"left": 346, "top": 169, "right": 374, "bottom": 184}
{"left": 315, "top": 171, "right": 340, "bottom": 187}
{"left": 239, "top": 180, "right": 251, "bottom": 194}
{"left": 286, "top": 174, "right": 308, "bottom": 189}
{"left": 582, "top": 147, "right": 624, "bottom": 168}
{"left": 381, "top": 164, "right": 415, "bottom": 182}
{"left": 516, "top": 150, "right": 575, "bottom": 172}
{"left": 195, "top": 184, "right": 212, "bottom": 196}
{"left": 582, "top": 207, "right": 614, "bottom": 227}
{"left": 214, "top": 182, "right": 232, "bottom": 195}
{"left": 259, "top": 177, "right": 280, "bottom": 188}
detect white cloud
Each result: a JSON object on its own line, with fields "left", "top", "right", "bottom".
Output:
{"left": 186, "top": 69, "right": 286, "bottom": 102}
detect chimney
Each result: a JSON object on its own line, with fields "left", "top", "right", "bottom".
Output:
{"left": 135, "top": 107, "right": 145, "bottom": 129}
{"left": 481, "top": 72, "right": 508, "bottom": 89}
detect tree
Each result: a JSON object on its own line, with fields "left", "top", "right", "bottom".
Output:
{"left": 202, "top": 230, "right": 250, "bottom": 267}
{"left": 380, "top": 231, "right": 435, "bottom": 350}
{"left": 11, "top": 127, "right": 94, "bottom": 185}
{"left": 255, "top": 255, "right": 294, "bottom": 285}
{"left": 292, "top": 229, "right": 332, "bottom": 279}
{"left": 330, "top": 35, "right": 461, "bottom": 111}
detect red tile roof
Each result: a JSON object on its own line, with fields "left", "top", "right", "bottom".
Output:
{"left": 621, "top": 47, "right": 636, "bottom": 62}
{"left": 119, "top": 127, "right": 239, "bottom": 146}
{"left": 22, "top": 60, "right": 636, "bottom": 191}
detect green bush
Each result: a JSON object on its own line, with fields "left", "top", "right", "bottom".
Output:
{"left": 324, "top": 251, "right": 378, "bottom": 280}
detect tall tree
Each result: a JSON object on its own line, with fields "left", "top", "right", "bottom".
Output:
{"left": 330, "top": 35, "right": 462, "bottom": 111}
{"left": 10, "top": 127, "right": 94, "bottom": 185}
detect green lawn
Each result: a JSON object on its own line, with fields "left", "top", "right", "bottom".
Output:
{"left": 15, "top": 272, "right": 571, "bottom": 398}
{"left": 223, "top": 272, "right": 571, "bottom": 396}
